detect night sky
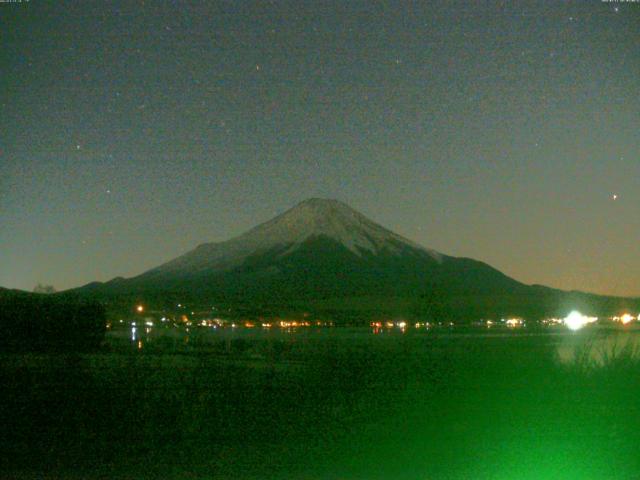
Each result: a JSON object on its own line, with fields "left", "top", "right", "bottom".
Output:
{"left": 2, "top": 1, "right": 639, "bottom": 296}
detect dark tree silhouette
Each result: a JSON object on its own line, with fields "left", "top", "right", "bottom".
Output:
{"left": 0, "top": 293, "right": 106, "bottom": 352}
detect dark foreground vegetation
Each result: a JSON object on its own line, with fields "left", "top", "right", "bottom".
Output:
{"left": 1, "top": 330, "right": 640, "bottom": 479}
{"left": 0, "top": 291, "right": 106, "bottom": 352}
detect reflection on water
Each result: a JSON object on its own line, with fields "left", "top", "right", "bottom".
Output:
{"left": 110, "top": 321, "right": 640, "bottom": 370}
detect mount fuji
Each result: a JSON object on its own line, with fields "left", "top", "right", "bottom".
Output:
{"left": 73, "top": 198, "right": 637, "bottom": 320}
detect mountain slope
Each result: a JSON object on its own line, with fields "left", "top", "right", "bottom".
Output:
{"left": 115, "top": 198, "right": 525, "bottom": 296}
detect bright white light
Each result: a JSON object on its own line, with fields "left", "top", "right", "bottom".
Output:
{"left": 621, "top": 313, "right": 634, "bottom": 325}
{"left": 564, "top": 311, "right": 596, "bottom": 331}
{"left": 145, "top": 321, "right": 154, "bottom": 327}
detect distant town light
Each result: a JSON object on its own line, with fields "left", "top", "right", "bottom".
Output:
{"left": 136, "top": 305, "right": 144, "bottom": 313}
{"left": 542, "top": 317, "right": 563, "bottom": 325}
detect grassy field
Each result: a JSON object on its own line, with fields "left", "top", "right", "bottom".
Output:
{"left": 1, "top": 328, "right": 639, "bottom": 479}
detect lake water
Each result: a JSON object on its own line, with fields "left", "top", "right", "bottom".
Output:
{"left": 3, "top": 324, "right": 640, "bottom": 479}
{"left": 109, "top": 322, "right": 640, "bottom": 368}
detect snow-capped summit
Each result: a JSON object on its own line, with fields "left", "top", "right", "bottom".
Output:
{"left": 148, "top": 198, "right": 441, "bottom": 276}
{"left": 240, "top": 198, "right": 440, "bottom": 257}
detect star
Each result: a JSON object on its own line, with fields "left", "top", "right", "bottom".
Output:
{"left": 612, "top": 194, "right": 619, "bottom": 201}
{"left": 76, "top": 144, "right": 81, "bottom": 150}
